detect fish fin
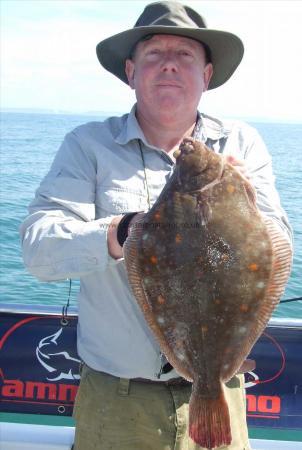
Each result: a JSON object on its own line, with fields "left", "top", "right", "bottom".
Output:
{"left": 247, "top": 217, "right": 292, "bottom": 338}
{"left": 201, "top": 202, "right": 212, "bottom": 226}
{"left": 222, "top": 217, "right": 292, "bottom": 381}
{"left": 196, "top": 197, "right": 212, "bottom": 226}
{"left": 124, "top": 215, "right": 194, "bottom": 381}
{"left": 255, "top": 217, "right": 292, "bottom": 325}
{"left": 123, "top": 216, "right": 152, "bottom": 315}
{"left": 123, "top": 216, "right": 173, "bottom": 357}
{"left": 189, "top": 381, "right": 231, "bottom": 449}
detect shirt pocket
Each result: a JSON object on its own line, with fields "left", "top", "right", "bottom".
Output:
{"left": 96, "top": 185, "right": 147, "bottom": 217}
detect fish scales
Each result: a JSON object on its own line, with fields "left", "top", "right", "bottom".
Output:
{"left": 124, "top": 137, "right": 292, "bottom": 449}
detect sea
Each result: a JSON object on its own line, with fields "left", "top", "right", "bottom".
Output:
{"left": 0, "top": 111, "right": 301, "bottom": 318}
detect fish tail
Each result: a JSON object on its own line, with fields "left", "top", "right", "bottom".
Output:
{"left": 189, "top": 382, "right": 231, "bottom": 449}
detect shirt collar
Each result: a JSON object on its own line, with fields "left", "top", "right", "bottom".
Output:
{"left": 199, "top": 112, "right": 231, "bottom": 142}
{"left": 115, "top": 105, "right": 230, "bottom": 147}
{"left": 115, "top": 104, "right": 148, "bottom": 146}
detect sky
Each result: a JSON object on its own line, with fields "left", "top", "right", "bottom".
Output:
{"left": 1, "top": 0, "right": 302, "bottom": 122}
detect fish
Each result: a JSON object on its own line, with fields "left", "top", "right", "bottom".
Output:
{"left": 123, "top": 137, "right": 292, "bottom": 449}
{"left": 36, "top": 329, "right": 81, "bottom": 381}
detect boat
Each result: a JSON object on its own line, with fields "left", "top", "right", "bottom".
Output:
{"left": 1, "top": 303, "right": 301, "bottom": 449}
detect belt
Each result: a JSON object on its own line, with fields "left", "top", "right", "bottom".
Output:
{"left": 83, "top": 363, "right": 192, "bottom": 387}
{"left": 132, "top": 377, "right": 192, "bottom": 386}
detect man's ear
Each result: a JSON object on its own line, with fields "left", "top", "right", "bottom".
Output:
{"left": 125, "top": 59, "right": 135, "bottom": 89}
{"left": 203, "top": 63, "right": 213, "bottom": 92}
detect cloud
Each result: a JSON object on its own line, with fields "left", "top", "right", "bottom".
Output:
{"left": 1, "top": 0, "right": 302, "bottom": 121}
{"left": 193, "top": 0, "right": 302, "bottom": 121}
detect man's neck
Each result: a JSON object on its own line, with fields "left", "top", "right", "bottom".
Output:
{"left": 136, "top": 108, "right": 198, "bottom": 155}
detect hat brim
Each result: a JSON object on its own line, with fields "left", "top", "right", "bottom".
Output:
{"left": 96, "top": 26, "right": 244, "bottom": 90}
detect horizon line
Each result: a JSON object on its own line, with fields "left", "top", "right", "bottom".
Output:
{"left": 1, "top": 107, "right": 302, "bottom": 125}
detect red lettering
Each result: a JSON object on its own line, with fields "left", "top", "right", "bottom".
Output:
{"left": 2, "top": 379, "right": 24, "bottom": 397}
{"left": 246, "top": 394, "right": 257, "bottom": 412}
{"left": 258, "top": 395, "right": 280, "bottom": 413}
{"left": 246, "top": 394, "right": 281, "bottom": 414}
{"left": 1, "top": 379, "right": 78, "bottom": 403}
{"left": 58, "top": 384, "right": 78, "bottom": 402}
{"left": 25, "top": 382, "right": 57, "bottom": 400}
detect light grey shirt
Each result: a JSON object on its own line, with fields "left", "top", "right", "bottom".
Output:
{"left": 20, "top": 105, "right": 292, "bottom": 380}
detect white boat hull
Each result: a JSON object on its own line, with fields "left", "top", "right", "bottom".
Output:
{"left": 1, "top": 422, "right": 302, "bottom": 450}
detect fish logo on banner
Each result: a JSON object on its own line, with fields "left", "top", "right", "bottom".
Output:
{"left": 245, "top": 371, "right": 260, "bottom": 388}
{"left": 36, "top": 328, "right": 81, "bottom": 381}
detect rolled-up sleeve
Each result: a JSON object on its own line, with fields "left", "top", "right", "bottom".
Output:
{"left": 20, "top": 130, "right": 117, "bottom": 281}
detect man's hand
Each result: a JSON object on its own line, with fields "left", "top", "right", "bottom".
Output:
{"left": 107, "top": 215, "right": 124, "bottom": 259}
{"left": 225, "top": 155, "right": 250, "bottom": 181}
{"left": 107, "top": 212, "right": 145, "bottom": 259}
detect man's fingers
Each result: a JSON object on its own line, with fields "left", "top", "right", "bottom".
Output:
{"left": 225, "top": 155, "right": 250, "bottom": 180}
{"left": 226, "top": 155, "right": 244, "bottom": 166}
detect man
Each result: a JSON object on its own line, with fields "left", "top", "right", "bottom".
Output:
{"left": 20, "top": 2, "right": 292, "bottom": 449}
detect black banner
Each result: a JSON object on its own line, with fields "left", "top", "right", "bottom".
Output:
{"left": 0, "top": 312, "right": 79, "bottom": 416}
{"left": 1, "top": 310, "right": 301, "bottom": 430}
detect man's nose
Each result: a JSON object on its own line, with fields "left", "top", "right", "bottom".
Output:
{"left": 160, "top": 51, "right": 178, "bottom": 72}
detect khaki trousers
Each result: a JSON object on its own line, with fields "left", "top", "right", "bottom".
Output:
{"left": 73, "top": 365, "right": 251, "bottom": 450}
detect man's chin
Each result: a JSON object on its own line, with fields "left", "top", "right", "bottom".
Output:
{"left": 154, "top": 97, "right": 184, "bottom": 112}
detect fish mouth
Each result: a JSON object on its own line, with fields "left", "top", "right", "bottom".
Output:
{"left": 180, "top": 138, "right": 195, "bottom": 154}
{"left": 174, "top": 138, "right": 195, "bottom": 159}
{"left": 175, "top": 138, "right": 225, "bottom": 185}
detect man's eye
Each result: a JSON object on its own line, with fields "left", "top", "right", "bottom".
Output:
{"left": 148, "top": 49, "right": 160, "bottom": 55}
{"left": 179, "top": 50, "right": 192, "bottom": 57}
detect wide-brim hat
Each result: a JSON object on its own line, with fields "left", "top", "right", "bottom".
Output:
{"left": 96, "top": 1, "right": 244, "bottom": 90}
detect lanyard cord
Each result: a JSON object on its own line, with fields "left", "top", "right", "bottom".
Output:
{"left": 137, "top": 114, "right": 202, "bottom": 211}
{"left": 138, "top": 138, "right": 165, "bottom": 377}
{"left": 61, "top": 278, "right": 72, "bottom": 325}
{"left": 138, "top": 139, "right": 152, "bottom": 211}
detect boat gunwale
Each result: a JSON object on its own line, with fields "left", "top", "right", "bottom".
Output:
{"left": 0, "top": 302, "right": 301, "bottom": 328}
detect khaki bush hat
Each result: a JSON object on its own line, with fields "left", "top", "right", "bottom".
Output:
{"left": 96, "top": 1, "right": 244, "bottom": 90}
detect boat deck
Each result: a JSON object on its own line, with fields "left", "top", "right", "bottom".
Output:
{"left": 1, "top": 422, "right": 302, "bottom": 450}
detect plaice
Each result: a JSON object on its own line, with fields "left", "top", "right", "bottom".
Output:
{"left": 124, "top": 138, "right": 292, "bottom": 449}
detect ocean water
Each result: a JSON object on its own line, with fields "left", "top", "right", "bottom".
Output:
{"left": 0, "top": 112, "right": 301, "bottom": 317}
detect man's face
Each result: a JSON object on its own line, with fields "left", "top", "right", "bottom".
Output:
{"left": 125, "top": 34, "right": 213, "bottom": 117}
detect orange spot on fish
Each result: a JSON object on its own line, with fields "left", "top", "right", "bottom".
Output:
{"left": 221, "top": 254, "right": 229, "bottom": 262}
{"left": 201, "top": 325, "right": 208, "bottom": 333}
{"left": 150, "top": 255, "right": 158, "bottom": 264}
{"left": 226, "top": 184, "right": 235, "bottom": 194}
{"left": 240, "top": 304, "right": 249, "bottom": 313}
{"left": 175, "top": 233, "right": 182, "bottom": 244}
{"left": 248, "top": 263, "right": 259, "bottom": 271}
{"left": 157, "top": 294, "right": 165, "bottom": 305}
{"left": 214, "top": 299, "right": 221, "bottom": 305}
{"left": 154, "top": 211, "right": 161, "bottom": 221}
{"left": 175, "top": 339, "right": 182, "bottom": 348}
